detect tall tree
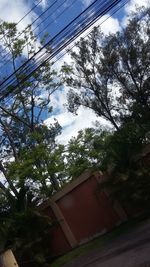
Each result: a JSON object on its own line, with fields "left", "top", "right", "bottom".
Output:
{"left": 62, "top": 6, "right": 150, "bottom": 212}
{"left": 0, "top": 22, "right": 64, "bottom": 265}
{"left": 62, "top": 6, "right": 150, "bottom": 132}
{"left": 0, "top": 22, "right": 63, "bottom": 199}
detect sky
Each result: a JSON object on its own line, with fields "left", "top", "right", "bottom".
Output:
{"left": 0, "top": 0, "right": 149, "bottom": 144}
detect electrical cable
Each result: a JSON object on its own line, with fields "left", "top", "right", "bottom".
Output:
{"left": 0, "top": 1, "right": 118, "bottom": 103}
{"left": 1, "top": 0, "right": 76, "bottom": 69}
{"left": 0, "top": 0, "right": 43, "bottom": 44}
{"left": 35, "top": 0, "right": 77, "bottom": 38}
{"left": 0, "top": 0, "right": 60, "bottom": 64}
{"left": 21, "top": 0, "right": 114, "bottom": 73}
{"left": 0, "top": 0, "right": 129, "bottom": 125}
{"left": 51, "top": 0, "right": 130, "bottom": 66}
{"left": 0, "top": 0, "right": 101, "bottom": 90}
{"left": 1, "top": 0, "right": 135, "bottom": 105}
{"left": 0, "top": 0, "right": 121, "bottom": 97}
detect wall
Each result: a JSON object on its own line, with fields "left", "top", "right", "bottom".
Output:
{"left": 41, "top": 206, "right": 71, "bottom": 257}
{"left": 56, "top": 175, "right": 120, "bottom": 244}
{"left": 41, "top": 171, "right": 127, "bottom": 257}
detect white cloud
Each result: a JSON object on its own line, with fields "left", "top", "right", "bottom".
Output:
{"left": 99, "top": 14, "right": 121, "bottom": 34}
{"left": 0, "top": 0, "right": 37, "bottom": 32}
{"left": 124, "top": 0, "right": 149, "bottom": 14}
{"left": 48, "top": 8, "right": 121, "bottom": 145}
{"left": 44, "top": 86, "right": 108, "bottom": 144}
{"left": 35, "top": 0, "right": 48, "bottom": 10}
{"left": 57, "top": 108, "right": 107, "bottom": 144}
{"left": 122, "top": 0, "right": 149, "bottom": 26}
{"left": 45, "top": 105, "right": 107, "bottom": 144}
{"left": 81, "top": 0, "right": 93, "bottom": 7}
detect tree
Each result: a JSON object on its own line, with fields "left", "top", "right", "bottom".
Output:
{"left": 99, "top": 123, "right": 150, "bottom": 213}
{"left": 0, "top": 22, "right": 63, "bottom": 197}
{"left": 0, "top": 22, "right": 64, "bottom": 265}
{"left": 62, "top": 6, "right": 150, "bottom": 212}
{"left": 65, "top": 127, "right": 110, "bottom": 179}
{"left": 62, "top": 6, "right": 150, "bottom": 132}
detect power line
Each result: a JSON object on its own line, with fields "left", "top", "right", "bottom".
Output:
{"left": 0, "top": 0, "right": 60, "bottom": 64}
{"left": 0, "top": 0, "right": 43, "bottom": 44}
{"left": 1, "top": 0, "right": 101, "bottom": 77}
{"left": 0, "top": 0, "right": 129, "bottom": 125}
{"left": 35, "top": 0, "right": 77, "bottom": 38}
{"left": 0, "top": 0, "right": 118, "bottom": 101}
{"left": 0, "top": 0, "right": 120, "bottom": 96}
{"left": 52, "top": 0, "right": 130, "bottom": 66}
{"left": 0, "top": 0, "right": 122, "bottom": 99}
{"left": 25, "top": 0, "right": 115, "bottom": 71}
{"left": 0, "top": 0, "right": 101, "bottom": 90}
{"left": 0, "top": 0, "right": 76, "bottom": 68}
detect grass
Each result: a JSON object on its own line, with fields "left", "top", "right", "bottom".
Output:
{"left": 50, "top": 216, "right": 149, "bottom": 267}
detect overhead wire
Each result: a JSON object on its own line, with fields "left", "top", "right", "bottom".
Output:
{"left": 2, "top": 0, "right": 126, "bottom": 94}
{"left": 0, "top": 0, "right": 43, "bottom": 44}
{"left": 52, "top": 0, "right": 130, "bottom": 66}
{"left": 0, "top": 0, "right": 60, "bottom": 64}
{"left": 0, "top": 0, "right": 123, "bottom": 98}
{"left": 1, "top": 0, "right": 77, "bottom": 69}
{"left": 35, "top": 0, "right": 77, "bottom": 38}
{"left": 23, "top": 0, "right": 116, "bottom": 71}
{"left": 0, "top": 0, "right": 129, "bottom": 125}
{"left": 0, "top": 0, "right": 101, "bottom": 91}
{"left": 2, "top": 0, "right": 102, "bottom": 80}
{"left": 0, "top": 0, "right": 117, "bottom": 105}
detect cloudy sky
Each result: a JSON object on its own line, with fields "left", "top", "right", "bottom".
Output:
{"left": 0, "top": 0, "right": 149, "bottom": 144}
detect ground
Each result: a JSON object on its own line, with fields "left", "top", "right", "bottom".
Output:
{"left": 59, "top": 219, "right": 150, "bottom": 267}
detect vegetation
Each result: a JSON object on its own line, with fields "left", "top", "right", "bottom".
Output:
{"left": 0, "top": 22, "right": 63, "bottom": 266}
{"left": 0, "top": 5, "right": 150, "bottom": 267}
{"left": 62, "top": 6, "right": 150, "bottom": 210}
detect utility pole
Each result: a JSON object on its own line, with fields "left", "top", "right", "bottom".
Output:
{"left": 0, "top": 250, "right": 19, "bottom": 267}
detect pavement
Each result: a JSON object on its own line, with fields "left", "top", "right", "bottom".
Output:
{"left": 63, "top": 219, "right": 150, "bottom": 267}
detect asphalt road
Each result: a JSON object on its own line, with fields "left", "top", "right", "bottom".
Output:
{"left": 63, "top": 219, "right": 150, "bottom": 267}
{"left": 81, "top": 241, "right": 150, "bottom": 267}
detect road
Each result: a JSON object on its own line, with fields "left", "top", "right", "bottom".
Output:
{"left": 63, "top": 219, "right": 150, "bottom": 267}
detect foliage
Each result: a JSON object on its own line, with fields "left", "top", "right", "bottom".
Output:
{"left": 62, "top": 6, "right": 150, "bottom": 211}
{"left": 0, "top": 6, "right": 150, "bottom": 265}
{"left": 62, "top": 6, "right": 150, "bottom": 132}
{"left": 65, "top": 127, "right": 110, "bottom": 179}
{"left": 0, "top": 22, "right": 62, "bottom": 266}
{"left": 100, "top": 122, "right": 150, "bottom": 210}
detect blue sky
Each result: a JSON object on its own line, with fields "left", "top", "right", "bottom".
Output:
{"left": 0, "top": 0, "right": 149, "bottom": 143}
